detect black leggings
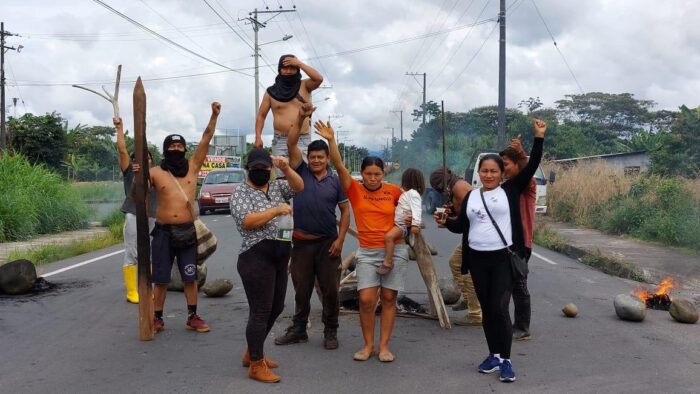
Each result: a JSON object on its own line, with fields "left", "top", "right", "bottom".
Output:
{"left": 512, "top": 248, "right": 531, "bottom": 332}
{"left": 237, "top": 239, "right": 291, "bottom": 361}
{"left": 468, "top": 248, "right": 514, "bottom": 359}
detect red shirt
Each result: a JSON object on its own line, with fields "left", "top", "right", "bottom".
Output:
{"left": 520, "top": 178, "right": 537, "bottom": 248}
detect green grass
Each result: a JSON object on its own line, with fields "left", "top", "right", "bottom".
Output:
{"left": 533, "top": 224, "right": 567, "bottom": 252}
{"left": 0, "top": 152, "right": 89, "bottom": 242}
{"left": 581, "top": 253, "right": 646, "bottom": 283}
{"left": 72, "top": 181, "right": 123, "bottom": 203}
{"left": 7, "top": 222, "right": 124, "bottom": 266}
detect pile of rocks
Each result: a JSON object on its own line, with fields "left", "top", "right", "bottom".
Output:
{"left": 613, "top": 293, "right": 698, "bottom": 324}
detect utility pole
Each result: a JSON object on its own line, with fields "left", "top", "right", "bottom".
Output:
{"left": 406, "top": 72, "right": 427, "bottom": 126}
{"left": 497, "top": 0, "right": 506, "bottom": 150}
{"left": 391, "top": 110, "right": 403, "bottom": 141}
{"left": 243, "top": 7, "right": 297, "bottom": 118}
{"left": 1, "top": 22, "right": 21, "bottom": 151}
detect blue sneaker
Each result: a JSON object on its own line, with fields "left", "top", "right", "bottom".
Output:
{"left": 478, "top": 354, "right": 501, "bottom": 374}
{"left": 499, "top": 359, "right": 516, "bottom": 382}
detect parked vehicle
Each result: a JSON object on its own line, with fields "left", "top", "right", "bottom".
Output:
{"left": 198, "top": 168, "right": 246, "bottom": 215}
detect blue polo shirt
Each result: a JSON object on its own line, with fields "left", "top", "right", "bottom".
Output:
{"left": 293, "top": 161, "right": 348, "bottom": 237}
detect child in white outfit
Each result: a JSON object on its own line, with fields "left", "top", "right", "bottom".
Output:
{"left": 378, "top": 168, "right": 425, "bottom": 275}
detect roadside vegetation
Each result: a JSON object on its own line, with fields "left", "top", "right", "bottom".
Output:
{"left": 7, "top": 209, "right": 124, "bottom": 265}
{"left": 73, "top": 181, "right": 123, "bottom": 203}
{"left": 0, "top": 153, "right": 89, "bottom": 242}
{"left": 546, "top": 162, "right": 700, "bottom": 250}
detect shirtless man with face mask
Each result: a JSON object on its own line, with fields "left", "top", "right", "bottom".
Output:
{"left": 254, "top": 54, "right": 323, "bottom": 174}
{"left": 148, "top": 101, "right": 221, "bottom": 334}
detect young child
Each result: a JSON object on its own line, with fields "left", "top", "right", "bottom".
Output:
{"left": 377, "top": 168, "right": 425, "bottom": 275}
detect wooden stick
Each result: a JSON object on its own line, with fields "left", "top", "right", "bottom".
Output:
{"left": 410, "top": 233, "right": 451, "bottom": 329}
{"left": 72, "top": 65, "right": 122, "bottom": 117}
{"left": 133, "top": 77, "right": 154, "bottom": 341}
{"left": 340, "top": 270, "right": 357, "bottom": 285}
{"left": 340, "top": 250, "right": 357, "bottom": 270}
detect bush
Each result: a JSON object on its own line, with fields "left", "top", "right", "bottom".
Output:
{"left": 0, "top": 152, "right": 89, "bottom": 242}
{"left": 547, "top": 162, "right": 700, "bottom": 250}
{"left": 102, "top": 208, "right": 125, "bottom": 228}
{"left": 73, "top": 181, "right": 123, "bottom": 203}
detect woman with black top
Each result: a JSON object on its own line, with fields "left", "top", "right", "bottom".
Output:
{"left": 436, "top": 119, "right": 546, "bottom": 383}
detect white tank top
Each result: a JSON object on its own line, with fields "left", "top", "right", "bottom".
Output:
{"left": 466, "top": 187, "right": 512, "bottom": 251}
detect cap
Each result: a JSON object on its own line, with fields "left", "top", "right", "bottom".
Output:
{"left": 163, "top": 134, "right": 187, "bottom": 152}
{"left": 247, "top": 148, "right": 272, "bottom": 168}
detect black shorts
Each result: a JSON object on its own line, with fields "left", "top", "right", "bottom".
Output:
{"left": 151, "top": 223, "right": 197, "bottom": 284}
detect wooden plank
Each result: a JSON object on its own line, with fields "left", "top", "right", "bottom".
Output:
{"left": 410, "top": 233, "right": 451, "bottom": 329}
{"left": 133, "top": 77, "right": 154, "bottom": 341}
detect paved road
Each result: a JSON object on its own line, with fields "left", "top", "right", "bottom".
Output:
{"left": 1, "top": 214, "right": 699, "bottom": 393}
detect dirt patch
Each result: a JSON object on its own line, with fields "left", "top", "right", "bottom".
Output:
{"left": 0, "top": 278, "right": 91, "bottom": 303}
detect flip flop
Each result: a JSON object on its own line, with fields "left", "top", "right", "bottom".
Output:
{"left": 378, "top": 351, "right": 395, "bottom": 362}
{"left": 376, "top": 264, "right": 393, "bottom": 276}
{"left": 353, "top": 349, "right": 374, "bottom": 361}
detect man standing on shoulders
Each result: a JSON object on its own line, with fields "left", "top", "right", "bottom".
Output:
{"left": 114, "top": 117, "right": 157, "bottom": 304}
{"left": 255, "top": 54, "right": 323, "bottom": 171}
{"left": 430, "top": 167, "right": 483, "bottom": 326}
{"left": 148, "top": 102, "right": 221, "bottom": 334}
{"left": 274, "top": 103, "right": 351, "bottom": 349}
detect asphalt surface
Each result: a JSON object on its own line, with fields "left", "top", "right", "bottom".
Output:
{"left": 1, "top": 213, "right": 699, "bottom": 394}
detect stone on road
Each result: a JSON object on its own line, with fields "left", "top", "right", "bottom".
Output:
{"left": 669, "top": 298, "right": 699, "bottom": 324}
{"left": 562, "top": 303, "right": 579, "bottom": 318}
{"left": 0, "top": 259, "right": 37, "bottom": 295}
{"left": 202, "top": 278, "right": 233, "bottom": 297}
{"left": 614, "top": 294, "right": 647, "bottom": 322}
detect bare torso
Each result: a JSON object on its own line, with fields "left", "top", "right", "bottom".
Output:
{"left": 150, "top": 163, "right": 199, "bottom": 224}
{"left": 270, "top": 80, "right": 312, "bottom": 136}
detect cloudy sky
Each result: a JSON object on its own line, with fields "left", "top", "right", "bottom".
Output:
{"left": 3, "top": 0, "right": 700, "bottom": 151}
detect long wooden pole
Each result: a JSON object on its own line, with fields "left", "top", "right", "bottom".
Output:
{"left": 411, "top": 233, "right": 451, "bottom": 329}
{"left": 133, "top": 77, "right": 154, "bottom": 341}
{"left": 441, "top": 100, "right": 447, "bottom": 193}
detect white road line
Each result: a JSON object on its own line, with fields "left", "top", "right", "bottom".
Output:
{"left": 532, "top": 251, "right": 558, "bottom": 265}
{"left": 41, "top": 249, "right": 124, "bottom": 278}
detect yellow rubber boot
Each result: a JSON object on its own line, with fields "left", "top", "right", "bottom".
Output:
{"left": 123, "top": 265, "right": 139, "bottom": 304}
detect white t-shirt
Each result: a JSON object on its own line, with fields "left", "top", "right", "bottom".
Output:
{"left": 395, "top": 188, "right": 423, "bottom": 228}
{"left": 466, "top": 187, "right": 512, "bottom": 251}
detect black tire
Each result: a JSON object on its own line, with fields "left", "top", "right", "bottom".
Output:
{"left": 199, "top": 208, "right": 207, "bottom": 216}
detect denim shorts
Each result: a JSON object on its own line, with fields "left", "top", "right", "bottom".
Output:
{"left": 355, "top": 244, "right": 408, "bottom": 292}
{"left": 271, "top": 133, "right": 311, "bottom": 177}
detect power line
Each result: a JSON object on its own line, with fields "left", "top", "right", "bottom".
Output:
{"left": 429, "top": 0, "right": 490, "bottom": 88}
{"left": 530, "top": 0, "right": 584, "bottom": 94}
{"left": 91, "top": 0, "right": 251, "bottom": 77}
{"left": 201, "top": 0, "right": 254, "bottom": 51}
{"left": 439, "top": 20, "right": 499, "bottom": 96}
{"left": 9, "top": 17, "right": 496, "bottom": 87}
{"left": 294, "top": 5, "right": 333, "bottom": 85}
{"left": 138, "top": 0, "right": 217, "bottom": 59}
{"left": 5, "top": 58, "right": 26, "bottom": 113}
{"left": 415, "top": 0, "right": 463, "bottom": 71}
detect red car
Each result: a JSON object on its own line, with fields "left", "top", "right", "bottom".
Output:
{"left": 198, "top": 168, "right": 246, "bottom": 215}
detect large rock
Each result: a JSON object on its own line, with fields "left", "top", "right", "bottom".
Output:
{"left": 0, "top": 259, "right": 37, "bottom": 295}
{"left": 669, "top": 298, "right": 699, "bottom": 324}
{"left": 438, "top": 277, "right": 461, "bottom": 305}
{"left": 202, "top": 278, "right": 233, "bottom": 297}
{"left": 168, "top": 262, "right": 207, "bottom": 291}
{"left": 614, "top": 294, "right": 646, "bottom": 322}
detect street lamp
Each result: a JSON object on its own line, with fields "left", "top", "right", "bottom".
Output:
{"left": 259, "top": 34, "right": 293, "bottom": 46}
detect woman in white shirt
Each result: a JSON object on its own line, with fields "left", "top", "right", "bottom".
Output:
{"left": 437, "top": 119, "right": 546, "bottom": 383}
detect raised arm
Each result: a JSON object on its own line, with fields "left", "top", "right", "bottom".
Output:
{"left": 191, "top": 102, "right": 221, "bottom": 171}
{"left": 509, "top": 118, "right": 546, "bottom": 192}
{"left": 113, "top": 117, "right": 130, "bottom": 172}
{"left": 254, "top": 93, "right": 271, "bottom": 148}
{"left": 283, "top": 57, "right": 323, "bottom": 92}
{"left": 272, "top": 155, "right": 304, "bottom": 193}
{"left": 314, "top": 120, "right": 352, "bottom": 191}
{"left": 288, "top": 103, "right": 316, "bottom": 169}
{"left": 243, "top": 204, "right": 291, "bottom": 230}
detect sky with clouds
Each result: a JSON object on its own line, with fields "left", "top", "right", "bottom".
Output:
{"left": 3, "top": 0, "right": 700, "bottom": 151}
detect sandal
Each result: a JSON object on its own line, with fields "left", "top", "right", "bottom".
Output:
{"left": 376, "top": 264, "right": 393, "bottom": 276}
{"left": 378, "top": 351, "right": 395, "bottom": 362}
{"left": 353, "top": 348, "right": 374, "bottom": 361}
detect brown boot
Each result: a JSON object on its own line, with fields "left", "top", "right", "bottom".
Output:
{"left": 248, "top": 359, "right": 280, "bottom": 383}
{"left": 242, "top": 349, "right": 279, "bottom": 368}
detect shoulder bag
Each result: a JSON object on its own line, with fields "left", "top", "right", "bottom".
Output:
{"left": 479, "top": 189, "right": 528, "bottom": 279}
{"left": 168, "top": 172, "right": 218, "bottom": 265}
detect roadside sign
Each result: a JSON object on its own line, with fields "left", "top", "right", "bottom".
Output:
{"left": 199, "top": 155, "right": 242, "bottom": 178}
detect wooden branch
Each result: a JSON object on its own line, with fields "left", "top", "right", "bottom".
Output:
{"left": 340, "top": 249, "right": 357, "bottom": 270}
{"left": 72, "top": 64, "right": 122, "bottom": 118}
{"left": 410, "top": 234, "right": 451, "bottom": 329}
{"left": 340, "top": 270, "right": 356, "bottom": 285}
{"left": 133, "top": 77, "right": 154, "bottom": 341}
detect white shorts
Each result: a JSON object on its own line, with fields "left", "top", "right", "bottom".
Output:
{"left": 271, "top": 133, "right": 311, "bottom": 177}
{"left": 123, "top": 213, "right": 156, "bottom": 267}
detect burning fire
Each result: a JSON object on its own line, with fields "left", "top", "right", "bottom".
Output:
{"left": 632, "top": 277, "right": 676, "bottom": 310}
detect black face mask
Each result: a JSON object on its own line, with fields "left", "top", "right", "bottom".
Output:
{"left": 248, "top": 168, "right": 271, "bottom": 187}
{"left": 161, "top": 150, "right": 189, "bottom": 177}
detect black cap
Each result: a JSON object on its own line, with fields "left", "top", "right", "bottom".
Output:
{"left": 163, "top": 134, "right": 187, "bottom": 152}
{"left": 247, "top": 148, "right": 272, "bottom": 168}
